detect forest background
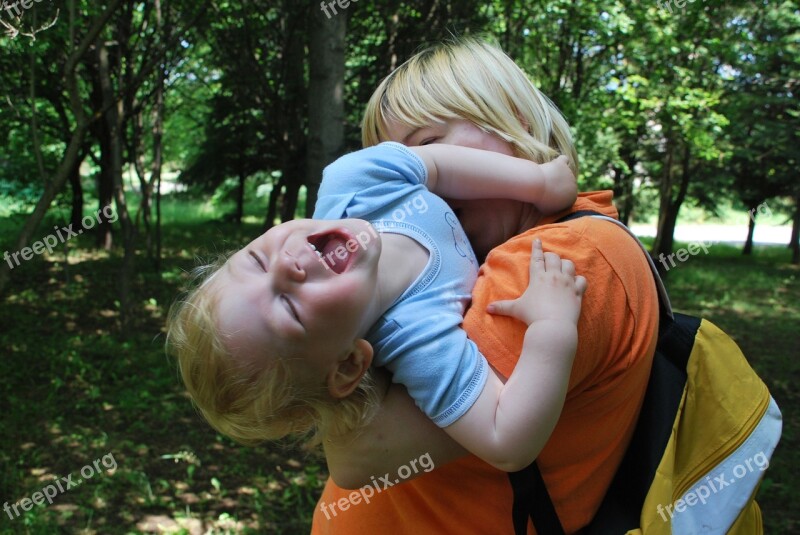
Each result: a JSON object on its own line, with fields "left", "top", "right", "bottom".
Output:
{"left": 0, "top": 0, "right": 797, "bottom": 533}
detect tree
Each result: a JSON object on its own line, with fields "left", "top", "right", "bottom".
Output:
{"left": 306, "top": 2, "right": 346, "bottom": 216}
{"left": 720, "top": 0, "right": 800, "bottom": 260}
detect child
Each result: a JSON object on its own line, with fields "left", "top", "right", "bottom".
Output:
{"left": 167, "top": 141, "right": 585, "bottom": 474}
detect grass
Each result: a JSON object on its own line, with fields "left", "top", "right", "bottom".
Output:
{"left": 0, "top": 202, "right": 797, "bottom": 534}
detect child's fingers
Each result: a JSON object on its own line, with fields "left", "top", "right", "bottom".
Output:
{"left": 486, "top": 299, "right": 515, "bottom": 317}
{"left": 529, "top": 238, "right": 545, "bottom": 275}
{"left": 575, "top": 275, "right": 588, "bottom": 296}
{"left": 561, "top": 258, "right": 575, "bottom": 277}
{"left": 544, "top": 251, "right": 561, "bottom": 272}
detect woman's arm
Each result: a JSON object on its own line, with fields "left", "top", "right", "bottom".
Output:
{"left": 411, "top": 145, "right": 576, "bottom": 215}
{"left": 324, "top": 368, "right": 467, "bottom": 489}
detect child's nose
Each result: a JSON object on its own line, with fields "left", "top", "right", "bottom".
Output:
{"left": 276, "top": 250, "right": 306, "bottom": 283}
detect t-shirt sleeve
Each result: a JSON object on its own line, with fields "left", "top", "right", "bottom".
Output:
{"left": 313, "top": 142, "right": 428, "bottom": 220}
{"left": 370, "top": 311, "right": 489, "bottom": 428}
{"left": 464, "top": 224, "right": 628, "bottom": 390}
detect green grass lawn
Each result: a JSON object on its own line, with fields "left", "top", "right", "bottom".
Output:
{"left": 0, "top": 206, "right": 797, "bottom": 534}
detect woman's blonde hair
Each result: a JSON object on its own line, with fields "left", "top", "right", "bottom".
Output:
{"left": 165, "top": 254, "right": 381, "bottom": 448}
{"left": 362, "top": 37, "right": 579, "bottom": 177}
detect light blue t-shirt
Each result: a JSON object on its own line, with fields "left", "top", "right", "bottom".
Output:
{"left": 313, "top": 142, "right": 489, "bottom": 427}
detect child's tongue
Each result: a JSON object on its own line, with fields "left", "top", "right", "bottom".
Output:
{"left": 322, "top": 236, "right": 349, "bottom": 274}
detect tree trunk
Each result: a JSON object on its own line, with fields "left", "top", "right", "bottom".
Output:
{"left": 96, "top": 125, "right": 115, "bottom": 249}
{"left": 68, "top": 153, "right": 85, "bottom": 230}
{"left": 654, "top": 205, "right": 679, "bottom": 276}
{"left": 653, "top": 144, "right": 692, "bottom": 270}
{"left": 91, "top": 38, "right": 117, "bottom": 252}
{"left": 265, "top": 175, "right": 285, "bottom": 231}
{"left": 652, "top": 144, "right": 675, "bottom": 258}
{"left": 611, "top": 166, "right": 635, "bottom": 226}
{"left": 305, "top": 2, "right": 346, "bottom": 217}
{"left": 29, "top": 42, "right": 47, "bottom": 182}
{"left": 98, "top": 38, "right": 135, "bottom": 332}
{"left": 281, "top": 2, "right": 307, "bottom": 222}
{"left": 613, "top": 143, "right": 639, "bottom": 225}
{"left": 131, "top": 109, "right": 151, "bottom": 241}
{"left": 235, "top": 171, "right": 245, "bottom": 224}
{"left": 743, "top": 213, "right": 755, "bottom": 255}
{"left": 151, "top": 0, "right": 165, "bottom": 270}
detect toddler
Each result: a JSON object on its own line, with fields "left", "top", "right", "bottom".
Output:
{"left": 167, "top": 141, "right": 585, "bottom": 472}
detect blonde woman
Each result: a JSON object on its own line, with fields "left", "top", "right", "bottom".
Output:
{"left": 313, "top": 38, "right": 659, "bottom": 534}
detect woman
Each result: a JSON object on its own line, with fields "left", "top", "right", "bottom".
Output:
{"left": 312, "top": 38, "right": 659, "bottom": 534}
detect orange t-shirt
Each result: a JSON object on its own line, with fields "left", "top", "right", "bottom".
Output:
{"left": 311, "top": 191, "right": 659, "bottom": 534}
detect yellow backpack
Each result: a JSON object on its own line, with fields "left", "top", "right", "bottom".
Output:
{"left": 510, "top": 212, "right": 782, "bottom": 535}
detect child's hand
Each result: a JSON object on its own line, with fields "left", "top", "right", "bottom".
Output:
{"left": 533, "top": 155, "right": 577, "bottom": 215}
{"left": 486, "top": 239, "right": 586, "bottom": 326}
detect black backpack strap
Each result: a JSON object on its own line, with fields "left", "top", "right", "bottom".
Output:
{"left": 508, "top": 461, "right": 565, "bottom": 535}
{"left": 557, "top": 210, "right": 683, "bottom": 532}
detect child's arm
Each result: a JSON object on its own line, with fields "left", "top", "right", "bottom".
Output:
{"left": 410, "top": 145, "right": 576, "bottom": 215}
{"left": 444, "top": 239, "right": 586, "bottom": 472}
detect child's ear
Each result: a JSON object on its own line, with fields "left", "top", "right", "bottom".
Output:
{"left": 326, "top": 339, "right": 374, "bottom": 399}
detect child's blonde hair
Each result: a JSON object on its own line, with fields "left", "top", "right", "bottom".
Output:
{"left": 166, "top": 254, "right": 381, "bottom": 448}
{"left": 362, "top": 37, "right": 579, "bottom": 177}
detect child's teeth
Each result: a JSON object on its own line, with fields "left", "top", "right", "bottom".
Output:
{"left": 308, "top": 242, "right": 323, "bottom": 257}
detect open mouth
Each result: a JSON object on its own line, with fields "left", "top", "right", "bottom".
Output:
{"left": 307, "top": 230, "right": 355, "bottom": 274}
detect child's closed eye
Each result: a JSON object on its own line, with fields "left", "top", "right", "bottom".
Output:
{"left": 281, "top": 295, "right": 302, "bottom": 326}
{"left": 250, "top": 251, "right": 267, "bottom": 272}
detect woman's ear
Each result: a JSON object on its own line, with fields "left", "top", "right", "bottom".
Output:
{"left": 327, "top": 339, "right": 374, "bottom": 399}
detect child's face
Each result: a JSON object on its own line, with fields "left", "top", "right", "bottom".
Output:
{"left": 213, "top": 218, "right": 383, "bottom": 382}
{"left": 385, "top": 117, "right": 530, "bottom": 259}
